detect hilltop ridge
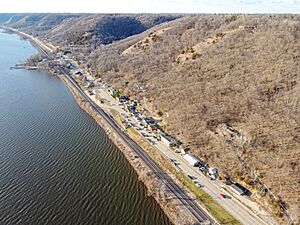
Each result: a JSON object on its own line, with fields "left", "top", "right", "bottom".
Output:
{"left": 0, "top": 13, "right": 179, "bottom": 49}
{"left": 2, "top": 13, "right": 299, "bottom": 224}
{"left": 88, "top": 14, "right": 300, "bottom": 224}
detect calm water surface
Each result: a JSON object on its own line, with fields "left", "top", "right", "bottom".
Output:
{"left": 0, "top": 29, "right": 171, "bottom": 225}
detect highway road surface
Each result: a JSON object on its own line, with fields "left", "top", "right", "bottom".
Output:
{"left": 58, "top": 65, "right": 216, "bottom": 224}
{"left": 96, "top": 89, "right": 278, "bottom": 225}
{"left": 21, "top": 29, "right": 278, "bottom": 225}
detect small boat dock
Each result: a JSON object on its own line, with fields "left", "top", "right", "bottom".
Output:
{"left": 10, "top": 65, "right": 38, "bottom": 70}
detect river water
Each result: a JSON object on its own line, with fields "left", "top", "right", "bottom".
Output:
{"left": 0, "top": 29, "right": 171, "bottom": 225}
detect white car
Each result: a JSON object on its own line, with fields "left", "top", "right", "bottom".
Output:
{"left": 194, "top": 180, "right": 202, "bottom": 188}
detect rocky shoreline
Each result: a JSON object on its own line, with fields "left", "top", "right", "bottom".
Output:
{"left": 1, "top": 26, "right": 202, "bottom": 225}
{"left": 56, "top": 73, "right": 200, "bottom": 225}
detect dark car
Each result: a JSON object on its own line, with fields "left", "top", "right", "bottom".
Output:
{"left": 188, "top": 175, "right": 195, "bottom": 180}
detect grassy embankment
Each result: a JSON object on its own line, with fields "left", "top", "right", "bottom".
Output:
{"left": 72, "top": 59, "right": 242, "bottom": 225}
{"left": 126, "top": 127, "right": 241, "bottom": 225}
{"left": 177, "top": 172, "right": 241, "bottom": 225}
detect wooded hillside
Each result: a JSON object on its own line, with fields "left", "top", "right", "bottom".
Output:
{"left": 2, "top": 13, "right": 299, "bottom": 224}
{"left": 1, "top": 13, "right": 179, "bottom": 49}
{"left": 88, "top": 14, "right": 300, "bottom": 224}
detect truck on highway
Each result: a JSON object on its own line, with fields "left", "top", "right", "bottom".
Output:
{"left": 208, "top": 167, "right": 218, "bottom": 180}
{"left": 183, "top": 154, "right": 201, "bottom": 167}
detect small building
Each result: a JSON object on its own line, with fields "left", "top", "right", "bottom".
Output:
{"left": 160, "top": 133, "right": 178, "bottom": 148}
{"left": 180, "top": 148, "right": 188, "bottom": 155}
{"left": 118, "top": 96, "right": 129, "bottom": 103}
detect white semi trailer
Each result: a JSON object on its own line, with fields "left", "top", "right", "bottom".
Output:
{"left": 183, "top": 154, "right": 201, "bottom": 167}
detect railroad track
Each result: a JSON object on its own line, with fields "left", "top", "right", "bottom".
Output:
{"left": 60, "top": 67, "right": 215, "bottom": 224}
{"left": 40, "top": 45, "right": 215, "bottom": 224}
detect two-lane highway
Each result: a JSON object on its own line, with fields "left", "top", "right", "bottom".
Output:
{"left": 57, "top": 65, "right": 216, "bottom": 224}
{"left": 25, "top": 31, "right": 276, "bottom": 225}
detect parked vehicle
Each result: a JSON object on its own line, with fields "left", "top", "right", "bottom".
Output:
{"left": 183, "top": 154, "right": 201, "bottom": 167}
{"left": 208, "top": 167, "right": 218, "bottom": 180}
{"left": 188, "top": 174, "right": 195, "bottom": 180}
{"left": 174, "top": 148, "right": 181, "bottom": 153}
{"left": 170, "top": 159, "right": 179, "bottom": 166}
{"left": 220, "top": 193, "right": 226, "bottom": 198}
{"left": 193, "top": 180, "right": 202, "bottom": 188}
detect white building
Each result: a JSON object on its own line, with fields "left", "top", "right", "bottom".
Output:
{"left": 160, "top": 133, "right": 178, "bottom": 148}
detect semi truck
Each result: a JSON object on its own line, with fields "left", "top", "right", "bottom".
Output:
{"left": 183, "top": 154, "right": 201, "bottom": 167}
